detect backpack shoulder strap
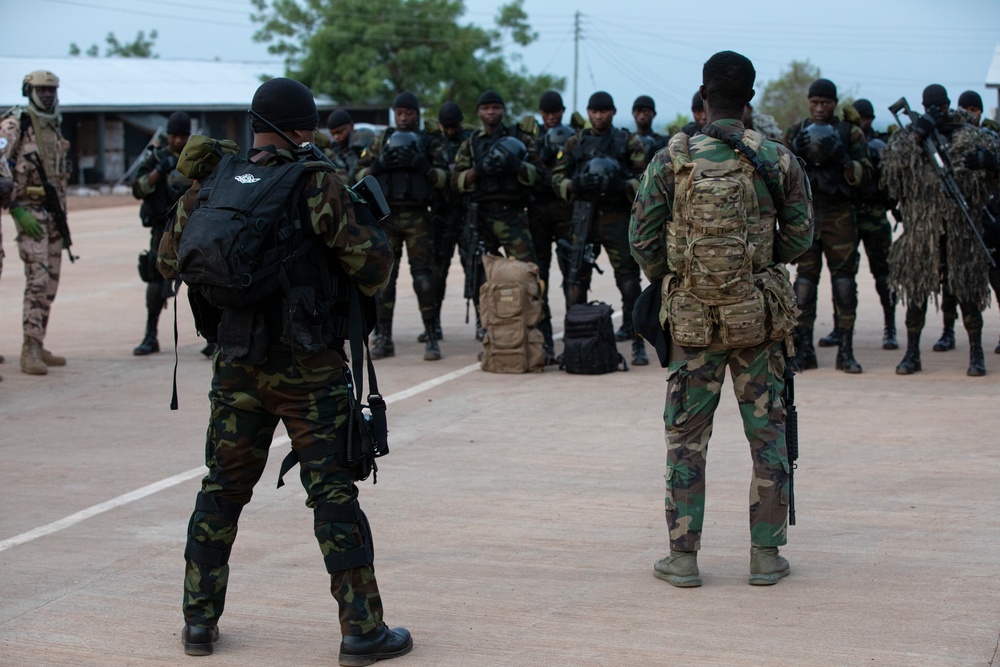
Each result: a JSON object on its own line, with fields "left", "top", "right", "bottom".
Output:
{"left": 699, "top": 123, "right": 783, "bottom": 207}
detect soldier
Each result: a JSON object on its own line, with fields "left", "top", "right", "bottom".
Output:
{"left": 157, "top": 77, "right": 412, "bottom": 663}
{"left": 0, "top": 70, "right": 71, "bottom": 376}
{"left": 0, "top": 155, "right": 12, "bottom": 382}
{"left": 785, "top": 78, "right": 870, "bottom": 373}
{"left": 325, "top": 109, "right": 360, "bottom": 186}
{"left": 356, "top": 92, "right": 450, "bottom": 361}
{"left": 929, "top": 90, "right": 1000, "bottom": 355}
{"left": 743, "top": 102, "right": 784, "bottom": 143}
{"left": 529, "top": 90, "right": 573, "bottom": 360}
{"left": 550, "top": 91, "right": 650, "bottom": 365}
{"left": 452, "top": 90, "right": 553, "bottom": 358}
{"left": 680, "top": 92, "right": 707, "bottom": 136}
{"left": 882, "top": 84, "right": 997, "bottom": 376}
{"left": 131, "top": 112, "right": 193, "bottom": 356}
{"left": 632, "top": 95, "right": 667, "bottom": 159}
{"left": 631, "top": 50, "right": 812, "bottom": 588}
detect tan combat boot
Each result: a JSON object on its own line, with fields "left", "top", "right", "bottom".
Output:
{"left": 653, "top": 550, "right": 702, "bottom": 587}
{"left": 749, "top": 546, "right": 790, "bottom": 585}
{"left": 21, "top": 336, "right": 48, "bottom": 375}
{"left": 41, "top": 347, "right": 66, "bottom": 367}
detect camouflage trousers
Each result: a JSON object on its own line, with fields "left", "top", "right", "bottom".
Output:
{"left": 663, "top": 340, "right": 789, "bottom": 552}
{"left": 376, "top": 205, "right": 439, "bottom": 329}
{"left": 794, "top": 197, "right": 859, "bottom": 330}
{"left": 14, "top": 204, "right": 63, "bottom": 343}
{"left": 908, "top": 238, "right": 983, "bottom": 335}
{"left": 528, "top": 196, "right": 572, "bottom": 310}
{"left": 572, "top": 205, "right": 642, "bottom": 334}
{"left": 431, "top": 204, "right": 469, "bottom": 305}
{"left": 183, "top": 349, "right": 384, "bottom": 636}
{"left": 855, "top": 205, "right": 892, "bottom": 281}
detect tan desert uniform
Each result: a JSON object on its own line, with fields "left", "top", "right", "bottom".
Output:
{"left": 0, "top": 70, "right": 71, "bottom": 374}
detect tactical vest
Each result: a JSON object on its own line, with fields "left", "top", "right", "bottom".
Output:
{"left": 374, "top": 128, "right": 434, "bottom": 204}
{"left": 791, "top": 118, "right": 854, "bottom": 198}
{"left": 178, "top": 153, "right": 350, "bottom": 362}
{"left": 663, "top": 130, "right": 782, "bottom": 349}
{"left": 571, "top": 129, "right": 630, "bottom": 204}
{"left": 471, "top": 125, "right": 525, "bottom": 202}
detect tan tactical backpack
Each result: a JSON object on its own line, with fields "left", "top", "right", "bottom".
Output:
{"left": 479, "top": 254, "right": 545, "bottom": 373}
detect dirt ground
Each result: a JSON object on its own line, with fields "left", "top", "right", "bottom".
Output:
{"left": 1, "top": 201, "right": 998, "bottom": 666}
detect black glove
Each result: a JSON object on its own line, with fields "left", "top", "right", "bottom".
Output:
{"left": 406, "top": 147, "right": 431, "bottom": 173}
{"left": 481, "top": 151, "right": 505, "bottom": 176}
{"left": 962, "top": 148, "right": 999, "bottom": 171}
{"left": 912, "top": 113, "right": 936, "bottom": 141}
{"left": 792, "top": 129, "right": 811, "bottom": 156}
{"left": 819, "top": 135, "right": 851, "bottom": 169}
{"left": 0, "top": 177, "right": 13, "bottom": 208}
{"left": 156, "top": 154, "right": 178, "bottom": 175}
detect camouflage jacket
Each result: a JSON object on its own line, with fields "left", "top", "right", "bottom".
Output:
{"left": 0, "top": 106, "right": 70, "bottom": 207}
{"left": 550, "top": 127, "right": 648, "bottom": 204}
{"left": 132, "top": 141, "right": 193, "bottom": 228}
{"left": 158, "top": 146, "right": 394, "bottom": 297}
{"left": 630, "top": 118, "right": 813, "bottom": 284}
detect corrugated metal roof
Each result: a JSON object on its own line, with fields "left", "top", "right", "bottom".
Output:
{"left": 0, "top": 56, "right": 332, "bottom": 112}
{"left": 988, "top": 45, "right": 1000, "bottom": 88}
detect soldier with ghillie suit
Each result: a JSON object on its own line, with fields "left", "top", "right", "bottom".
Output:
{"left": 158, "top": 77, "right": 412, "bottom": 663}
{"left": 882, "top": 84, "right": 998, "bottom": 376}
{"left": 356, "top": 92, "right": 450, "bottom": 361}
{"left": 550, "top": 91, "right": 650, "bottom": 365}
{"left": 631, "top": 50, "right": 812, "bottom": 588}
{"left": 785, "top": 78, "right": 872, "bottom": 374}
{"left": 0, "top": 70, "right": 71, "bottom": 376}
{"left": 131, "top": 111, "right": 193, "bottom": 357}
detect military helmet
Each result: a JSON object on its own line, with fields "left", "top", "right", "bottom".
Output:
{"left": 799, "top": 123, "right": 840, "bottom": 167}
{"left": 387, "top": 130, "right": 420, "bottom": 151}
{"left": 351, "top": 127, "right": 376, "bottom": 151}
{"left": 22, "top": 70, "right": 59, "bottom": 96}
{"left": 581, "top": 155, "right": 624, "bottom": 194}
{"left": 483, "top": 136, "right": 527, "bottom": 175}
{"left": 544, "top": 125, "right": 574, "bottom": 149}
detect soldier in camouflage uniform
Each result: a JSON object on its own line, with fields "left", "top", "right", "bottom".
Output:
{"left": 131, "top": 111, "right": 193, "bottom": 356}
{"left": 157, "top": 78, "right": 411, "bottom": 663}
{"left": 325, "top": 109, "right": 361, "bottom": 186}
{"left": 0, "top": 151, "right": 12, "bottom": 382}
{"left": 452, "top": 90, "right": 553, "bottom": 354}
{"left": 632, "top": 95, "right": 668, "bottom": 160}
{"left": 551, "top": 91, "right": 650, "bottom": 365}
{"left": 680, "top": 92, "right": 707, "bottom": 136}
{"left": 0, "top": 70, "right": 71, "bottom": 376}
{"left": 785, "top": 78, "right": 871, "bottom": 374}
{"left": 356, "top": 92, "right": 450, "bottom": 361}
{"left": 630, "top": 51, "right": 813, "bottom": 588}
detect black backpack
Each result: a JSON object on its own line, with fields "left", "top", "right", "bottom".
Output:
{"left": 560, "top": 301, "right": 628, "bottom": 374}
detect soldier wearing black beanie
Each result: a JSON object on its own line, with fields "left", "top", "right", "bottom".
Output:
{"left": 250, "top": 77, "right": 318, "bottom": 134}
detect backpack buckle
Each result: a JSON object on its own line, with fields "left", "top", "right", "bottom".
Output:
{"left": 240, "top": 273, "right": 253, "bottom": 287}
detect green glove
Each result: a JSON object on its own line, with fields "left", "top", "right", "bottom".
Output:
{"left": 12, "top": 207, "right": 45, "bottom": 240}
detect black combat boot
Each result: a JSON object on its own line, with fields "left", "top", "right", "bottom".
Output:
{"left": 895, "top": 331, "right": 922, "bottom": 375}
{"left": 631, "top": 338, "right": 649, "bottom": 366}
{"left": 882, "top": 318, "right": 898, "bottom": 350}
{"left": 967, "top": 330, "right": 986, "bottom": 377}
{"left": 835, "top": 328, "right": 862, "bottom": 374}
{"left": 339, "top": 624, "right": 413, "bottom": 667}
{"left": 932, "top": 320, "right": 955, "bottom": 351}
{"left": 875, "top": 276, "right": 898, "bottom": 350}
{"left": 134, "top": 310, "right": 161, "bottom": 356}
{"left": 181, "top": 624, "right": 219, "bottom": 656}
{"left": 615, "top": 324, "right": 631, "bottom": 342}
{"left": 370, "top": 321, "right": 395, "bottom": 359}
{"left": 817, "top": 327, "right": 841, "bottom": 348}
{"left": 791, "top": 327, "right": 817, "bottom": 371}
{"left": 417, "top": 313, "right": 443, "bottom": 343}
{"left": 422, "top": 320, "right": 441, "bottom": 361}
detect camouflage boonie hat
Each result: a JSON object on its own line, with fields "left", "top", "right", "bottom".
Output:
{"left": 177, "top": 135, "right": 240, "bottom": 180}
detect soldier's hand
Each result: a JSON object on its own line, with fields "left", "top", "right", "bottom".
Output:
{"left": 12, "top": 206, "right": 45, "bottom": 240}
{"left": 406, "top": 148, "right": 431, "bottom": 173}
{"left": 156, "top": 154, "right": 179, "bottom": 175}
{"left": 792, "top": 130, "right": 810, "bottom": 156}
{"left": 912, "top": 114, "right": 936, "bottom": 141}
{"left": 0, "top": 177, "right": 14, "bottom": 207}
{"left": 820, "top": 135, "right": 851, "bottom": 169}
{"left": 962, "top": 148, "right": 998, "bottom": 171}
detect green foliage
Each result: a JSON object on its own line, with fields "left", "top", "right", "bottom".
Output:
{"left": 757, "top": 59, "right": 820, "bottom": 132}
{"left": 69, "top": 30, "right": 159, "bottom": 58}
{"left": 249, "top": 0, "right": 563, "bottom": 119}
{"left": 665, "top": 112, "right": 690, "bottom": 136}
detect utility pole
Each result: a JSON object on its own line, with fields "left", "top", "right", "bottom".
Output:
{"left": 573, "top": 11, "right": 580, "bottom": 114}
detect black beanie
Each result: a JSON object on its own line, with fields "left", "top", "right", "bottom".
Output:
{"left": 326, "top": 109, "right": 353, "bottom": 130}
{"left": 438, "top": 101, "right": 463, "bottom": 126}
{"left": 251, "top": 77, "right": 318, "bottom": 132}
{"left": 633, "top": 95, "right": 656, "bottom": 112}
{"left": 691, "top": 92, "right": 704, "bottom": 112}
{"left": 167, "top": 111, "right": 191, "bottom": 135}
{"left": 852, "top": 98, "right": 874, "bottom": 118}
{"left": 477, "top": 90, "right": 505, "bottom": 107}
{"left": 392, "top": 91, "right": 419, "bottom": 110}
{"left": 922, "top": 84, "right": 949, "bottom": 108}
{"left": 807, "top": 78, "right": 837, "bottom": 101}
{"left": 957, "top": 90, "right": 983, "bottom": 111}
{"left": 587, "top": 91, "right": 615, "bottom": 111}
{"left": 539, "top": 90, "right": 564, "bottom": 113}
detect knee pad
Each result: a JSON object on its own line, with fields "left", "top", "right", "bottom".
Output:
{"left": 793, "top": 276, "right": 817, "bottom": 307}
{"left": 184, "top": 492, "right": 244, "bottom": 567}
{"left": 831, "top": 275, "right": 858, "bottom": 310}
{"left": 314, "top": 500, "right": 374, "bottom": 573}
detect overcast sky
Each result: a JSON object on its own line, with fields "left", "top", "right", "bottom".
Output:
{"left": 5, "top": 0, "right": 998, "bottom": 130}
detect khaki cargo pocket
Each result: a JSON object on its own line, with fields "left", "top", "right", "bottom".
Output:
{"left": 664, "top": 467, "right": 676, "bottom": 512}
{"left": 718, "top": 289, "right": 767, "bottom": 348}
{"left": 667, "top": 290, "right": 712, "bottom": 347}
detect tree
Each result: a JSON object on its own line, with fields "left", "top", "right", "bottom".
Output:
{"left": 757, "top": 59, "right": 820, "bottom": 132}
{"left": 249, "top": 0, "right": 563, "bottom": 118}
{"left": 69, "top": 30, "right": 159, "bottom": 58}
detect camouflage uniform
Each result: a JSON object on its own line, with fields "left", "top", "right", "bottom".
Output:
{"left": 630, "top": 118, "right": 813, "bottom": 553}
{"left": 323, "top": 133, "right": 363, "bottom": 186}
{"left": 550, "top": 127, "right": 648, "bottom": 338}
{"left": 355, "top": 129, "right": 449, "bottom": 353}
{"left": 158, "top": 147, "right": 395, "bottom": 637}
{"left": 530, "top": 124, "right": 573, "bottom": 327}
{"left": 429, "top": 126, "right": 473, "bottom": 321}
{"left": 0, "top": 101, "right": 70, "bottom": 358}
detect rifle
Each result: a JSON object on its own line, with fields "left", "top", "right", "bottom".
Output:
{"left": 462, "top": 201, "right": 484, "bottom": 323}
{"left": 23, "top": 151, "right": 77, "bottom": 263}
{"left": 783, "top": 364, "right": 799, "bottom": 526}
{"left": 558, "top": 199, "right": 602, "bottom": 288}
{"left": 888, "top": 97, "right": 996, "bottom": 268}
